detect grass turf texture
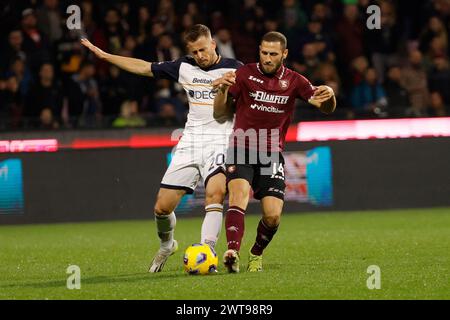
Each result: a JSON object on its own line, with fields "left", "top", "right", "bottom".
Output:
{"left": 0, "top": 208, "right": 449, "bottom": 300}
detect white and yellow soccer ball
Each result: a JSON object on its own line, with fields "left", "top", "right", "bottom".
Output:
{"left": 183, "top": 243, "right": 218, "bottom": 275}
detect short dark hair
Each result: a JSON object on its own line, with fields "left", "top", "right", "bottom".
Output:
{"left": 261, "top": 31, "right": 287, "bottom": 50}
{"left": 183, "top": 24, "right": 211, "bottom": 43}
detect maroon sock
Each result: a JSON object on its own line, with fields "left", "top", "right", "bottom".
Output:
{"left": 225, "top": 206, "right": 246, "bottom": 251}
{"left": 250, "top": 219, "right": 278, "bottom": 256}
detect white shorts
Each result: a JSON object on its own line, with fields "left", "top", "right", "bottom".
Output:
{"left": 160, "top": 136, "right": 228, "bottom": 194}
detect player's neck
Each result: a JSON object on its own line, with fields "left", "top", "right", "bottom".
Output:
{"left": 202, "top": 54, "right": 221, "bottom": 69}
{"left": 212, "top": 54, "right": 221, "bottom": 66}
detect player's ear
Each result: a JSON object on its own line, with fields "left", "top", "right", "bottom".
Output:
{"left": 211, "top": 38, "right": 217, "bottom": 50}
{"left": 283, "top": 49, "right": 288, "bottom": 60}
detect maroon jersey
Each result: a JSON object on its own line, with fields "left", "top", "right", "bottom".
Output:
{"left": 228, "top": 63, "right": 316, "bottom": 152}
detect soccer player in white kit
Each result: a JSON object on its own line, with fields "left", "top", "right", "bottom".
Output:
{"left": 81, "top": 25, "right": 242, "bottom": 272}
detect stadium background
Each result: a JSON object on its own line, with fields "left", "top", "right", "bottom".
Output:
{"left": 0, "top": 0, "right": 449, "bottom": 300}
{"left": 0, "top": 0, "right": 449, "bottom": 223}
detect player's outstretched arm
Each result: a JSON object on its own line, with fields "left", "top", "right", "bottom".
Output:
{"left": 81, "top": 38, "right": 154, "bottom": 77}
{"left": 212, "top": 71, "right": 236, "bottom": 120}
{"left": 308, "top": 85, "right": 336, "bottom": 114}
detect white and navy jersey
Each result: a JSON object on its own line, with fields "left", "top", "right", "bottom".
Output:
{"left": 151, "top": 56, "right": 243, "bottom": 140}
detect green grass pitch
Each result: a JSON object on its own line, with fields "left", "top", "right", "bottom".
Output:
{"left": 0, "top": 208, "right": 449, "bottom": 300}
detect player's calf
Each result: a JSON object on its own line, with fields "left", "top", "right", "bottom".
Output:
{"left": 201, "top": 204, "right": 223, "bottom": 249}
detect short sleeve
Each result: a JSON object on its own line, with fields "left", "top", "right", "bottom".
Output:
{"left": 296, "top": 73, "right": 317, "bottom": 101}
{"left": 228, "top": 68, "right": 244, "bottom": 99}
{"left": 151, "top": 58, "right": 184, "bottom": 81}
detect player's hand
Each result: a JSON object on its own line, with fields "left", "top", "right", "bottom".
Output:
{"left": 81, "top": 38, "right": 108, "bottom": 60}
{"left": 212, "top": 71, "right": 236, "bottom": 92}
{"left": 309, "top": 85, "right": 334, "bottom": 103}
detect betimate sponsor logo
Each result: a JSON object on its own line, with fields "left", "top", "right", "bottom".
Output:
{"left": 192, "top": 78, "right": 212, "bottom": 84}
{"left": 249, "top": 91, "right": 289, "bottom": 104}
{"left": 250, "top": 103, "right": 285, "bottom": 113}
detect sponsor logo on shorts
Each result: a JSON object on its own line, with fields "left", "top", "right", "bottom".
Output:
{"left": 268, "top": 187, "right": 285, "bottom": 195}
{"left": 227, "top": 165, "right": 236, "bottom": 173}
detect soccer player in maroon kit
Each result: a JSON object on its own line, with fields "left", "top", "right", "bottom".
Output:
{"left": 213, "top": 31, "right": 336, "bottom": 273}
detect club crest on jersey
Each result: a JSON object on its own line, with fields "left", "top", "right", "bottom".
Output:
{"left": 279, "top": 80, "right": 289, "bottom": 89}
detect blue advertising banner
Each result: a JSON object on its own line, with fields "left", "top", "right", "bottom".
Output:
{"left": 0, "top": 159, "right": 25, "bottom": 214}
{"left": 170, "top": 147, "right": 333, "bottom": 213}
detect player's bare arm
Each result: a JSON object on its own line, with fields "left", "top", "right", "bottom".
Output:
{"left": 213, "top": 71, "right": 236, "bottom": 119}
{"left": 308, "top": 85, "right": 336, "bottom": 114}
{"left": 81, "top": 38, "right": 153, "bottom": 77}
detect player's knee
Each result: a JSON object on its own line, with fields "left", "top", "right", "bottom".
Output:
{"left": 153, "top": 202, "right": 172, "bottom": 216}
{"left": 263, "top": 214, "right": 280, "bottom": 228}
{"left": 228, "top": 188, "right": 249, "bottom": 205}
{"left": 205, "top": 188, "right": 225, "bottom": 205}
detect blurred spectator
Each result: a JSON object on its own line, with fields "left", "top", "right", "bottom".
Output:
{"left": 335, "top": 4, "right": 364, "bottom": 67}
{"left": 150, "top": 101, "right": 182, "bottom": 127}
{"left": 350, "top": 55, "right": 369, "bottom": 87}
{"left": 100, "top": 64, "right": 142, "bottom": 118}
{"left": 0, "top": 30, "right": 27, "bottom": 74}
{"left": 384, "top": 66, "right": 410, "bottom": 116}
{"left": 299, "top": 19, "right": 334, "bottom": 62}
{"left": 366, "top": 0, "right": 400, "bottom": 82}
{"left": 156, "top": 0, "right": 176, "bottom": 32}
{"left": 7, "top": 57, "right": 32, "bottom": 97}
{"left": 310, "top": 3, "right": 333, "bottom": 33}
{"left": 39, "top": 107, "right": 59, "bottom": 129}
{"left": 313, "top": 62, "right": 341, "bottom": 87}
{"left": 214, "top": 28, "right": 236, "bottom": 59}
{"left": 429, "top": 91, "right": 448, "bottom": 116}
{"left": 131, "top": 5, "right": 152, "bottom": 45}
{"left": 0, "top": 75, "right": 23, "bottom": 128}
{"left": 400, "top": 50, "right": 430, "bottom": 116}
{"left": 66, "top": 61, "right": 102, "bottom": 127}
{"left": 428, "top": 57, "right": 450, "bottom": 105}
{"left": 0, "top": 1, "right": 449, "bottom": 131}
{"left": 112, "top": 100, "right": 146, "bottom": 128}
{"left": 292, "top": 43, "right": 321, "bottom": 80}
{"left": 278, "top": 0, "right": 308, "bottom": 32}
{"left": 263, "top": 18, "right": 279, "bottom": 34}
{"left": 36, "top": 0, "right": 63, "bottom": 44}
{"left": 21, "top": 8, "right": 51, "bottom": 74}
{"left": 419, "top": 16, "right": 448, "bottom": 55}
{"left": 279, "top": 0, "right": 308, "bottom": 56}
{"left": 351, "top": 68, "right": 388, "bottom": 118}
{"left": 185, "top": 2, "right": 204, "bottom": 25}
{"left": 92, "top": 8, "right": 127, "bottom": 77}
{"left": 80, "top": 0, "right": 97, "bottom": 39}
{"left": 56, "top": 29, "right": 84, "bottom": 85}
{"left": 156, "top": 33, "right": 181, "bottom": 62}
{"left": 25, "top": 63, "right": 62, "bottom": 127}
{"left": 426, "top": 36, "right": 448, "bottom": 61}
{"left": 180, "top": 13, "right": 195, "bottom": 38}
{"left": 232, "top": 20, "right": 258, "bottom": 64}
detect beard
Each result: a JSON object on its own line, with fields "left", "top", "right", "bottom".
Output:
{"left": 260, "top": 58, "right": 284, "bottom": 75}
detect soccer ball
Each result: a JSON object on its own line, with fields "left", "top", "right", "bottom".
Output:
{"left": 183, "top": 243, "right": 218, "bottom": 275}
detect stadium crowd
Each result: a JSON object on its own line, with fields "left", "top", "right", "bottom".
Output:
{"left": 0, "top": 0, "right": 449, "bottom": 130}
